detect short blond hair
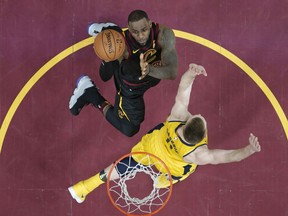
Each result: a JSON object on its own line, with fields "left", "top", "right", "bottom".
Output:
{"left": 183, "top": 117, "right": 206, "bottom": 145}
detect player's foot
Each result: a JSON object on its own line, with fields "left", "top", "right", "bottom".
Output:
{"left": 88, "top": 22, "right": 117, "bottom": 37}
{"left": 155, "top": 173, "right": 175, "bottom": 189}
{"left": 69, "top": 75, "right": 95, "bottom": 115}
{"left": 68, "top": 181, "right": 89, "bottom": 203}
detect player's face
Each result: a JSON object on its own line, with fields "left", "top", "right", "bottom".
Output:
{"left": 128, "top": 18, "right": 152, "bottom": 46}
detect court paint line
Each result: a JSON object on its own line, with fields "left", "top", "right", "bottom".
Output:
{"left": 0, "top": 37, "right": 94, "bottom": 153}
{"left": 173, "top": 30, "right": 287, "bottom": 140}
{"left": 0, "top": 30, "right": 287, "bottom": 153}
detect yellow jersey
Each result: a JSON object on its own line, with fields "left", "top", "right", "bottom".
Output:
{"left": 131, "top": 120, "right": 208, "bottom": 178}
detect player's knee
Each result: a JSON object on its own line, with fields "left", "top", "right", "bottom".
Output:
{"left": 99, "top": 60, "right": 119, "bottom": 82}
{"left": 121, "top": 125, "right": 140, "bottom": 137}
{"left": 122, "top": 129, "right": 138, "bottom": 137}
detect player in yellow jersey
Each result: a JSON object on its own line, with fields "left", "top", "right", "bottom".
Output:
{"left": 68, "top": 63, "right": 261, "bottom": 203}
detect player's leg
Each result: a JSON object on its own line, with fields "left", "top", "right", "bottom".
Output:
{"left": 89, "top": 23, "right": 123, "bottom": 82}
{"left": 87, "top": 22, "right": 118, "bottom": 37}
{"left": 68, "top": 157, "right": 139, "bottom": 203}
{"left": 105, "top": 107, "right": 140, "bottom": 137}
{"left": 101, "top": 91, "right": 141, "bottom": 137}
{"left": 88, "top": 23, "right": 123, "bottom": 38}
{"left": 68, "top": 164, "right": 115, "bottom": 204}
{"left": 69, "top": 75, "right": 113, "bottom": 116}
{"left": 68, "top": 75, "right": 140, "bottom": 136}
{"left": 99, "top": 60, "right": 119, "bottom": 82}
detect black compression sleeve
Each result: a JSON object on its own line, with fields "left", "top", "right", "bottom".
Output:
{"left": 99, "top": 60, "right": 119, "bottom": 82}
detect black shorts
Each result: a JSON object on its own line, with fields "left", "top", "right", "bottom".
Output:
{"left": 113, "top": 92, "right": 145, "bottom": 126}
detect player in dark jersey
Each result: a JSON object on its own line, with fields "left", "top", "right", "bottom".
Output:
{"left": 69, "top": 10, "right": 178, "bottom": 137}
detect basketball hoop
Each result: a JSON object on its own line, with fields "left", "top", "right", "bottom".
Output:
{"left": 107, "top": 152, "right": 173, "bottom": 216}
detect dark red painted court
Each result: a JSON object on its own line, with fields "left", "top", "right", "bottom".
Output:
{"left": 0, "top": 1, "right": 287, "bottom": 216}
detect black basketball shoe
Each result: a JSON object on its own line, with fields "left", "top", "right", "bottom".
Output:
{"left": 69, "top": 75, "right": 103, "bottom": 115}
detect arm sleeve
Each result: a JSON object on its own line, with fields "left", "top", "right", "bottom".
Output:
{"left": 99, "top": 60, "right": 119, "bottom": 82}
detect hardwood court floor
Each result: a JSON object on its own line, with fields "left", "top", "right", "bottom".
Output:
{"left": 0, "top": 1, "right": 287, "bottom": 215}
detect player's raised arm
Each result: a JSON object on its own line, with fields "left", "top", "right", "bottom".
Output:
{"left": 168, "top": 64, "right": 207, "bottom": 121}
{"left": 185, "top": 133, "right": 261, "bottom": 165}
{"left": 139, "top": 26, "right": 178, "bottom": 80}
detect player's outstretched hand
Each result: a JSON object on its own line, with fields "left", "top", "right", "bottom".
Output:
{"left": 139, "top": 53, "right": 149, "bottom": 80}
{"left": 248, "top": 133, "right": 261, "bottom": 153}
{"left": 188, "top": 63, "right": 207, "bottom": 77}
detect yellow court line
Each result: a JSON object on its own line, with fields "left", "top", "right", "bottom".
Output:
{"left": 173, "top": 30, "right": 287, "bottom": 140}
{"left": 0, "top": 30, "right": 287, "bottom": 154}
{"left": 0, "top": 37, "right": 94, "bottom": 153}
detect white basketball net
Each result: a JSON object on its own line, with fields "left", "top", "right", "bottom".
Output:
{"left": 108, "top": 153, "right": 172, "bottom": 215}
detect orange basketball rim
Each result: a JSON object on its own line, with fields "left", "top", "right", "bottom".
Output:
{"left": 107, "top": 152, "right": 173, "bottom": 216}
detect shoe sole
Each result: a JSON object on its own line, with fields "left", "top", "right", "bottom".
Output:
{"left": 69, "top": 76, "right": 94, "bottom": 109}
{"left": 88, "top": 23, "right": 117, "bottom": 37}
{"left": 68, "top": 186, "right": 84, "bottom": 204}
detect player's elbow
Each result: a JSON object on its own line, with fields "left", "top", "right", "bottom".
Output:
{"left": 168, "top": 67, "right": 178, "bottom": 80}
{"left": 171, "top": 61, "right": 179, "bottom": 80}
{"left": 170, "top": 71, "right": 177, "bottom": 80}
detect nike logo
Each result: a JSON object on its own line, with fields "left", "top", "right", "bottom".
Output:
{"left": 132, "top": 49, "right": 140, "bottom": 54}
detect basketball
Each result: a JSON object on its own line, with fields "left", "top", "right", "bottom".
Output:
{"left": 93, "top": 29, "right": 126, "bottom": 62}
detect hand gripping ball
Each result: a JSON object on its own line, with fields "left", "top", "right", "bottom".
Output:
{"left": 93, "top": 29, "right": 126, "bottom": 62}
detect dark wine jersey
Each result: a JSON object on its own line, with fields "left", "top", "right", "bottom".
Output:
{"left": 116, "top": 22, "right": 162, "bottom": 98}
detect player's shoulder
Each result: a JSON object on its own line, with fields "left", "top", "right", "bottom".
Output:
{"left": 158, "top": 24, "right": 174, "bottom": 37}
{"left": 157, "top": 24, "right": 175, "bottom": 46}
{"left": 158, "top": 23, "right": 172, "bottom": 31}
{"left": 167, "top": 112, "right": 192, "bottom": 122}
